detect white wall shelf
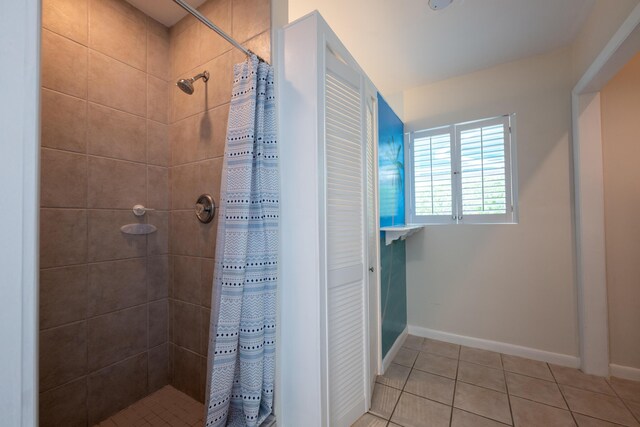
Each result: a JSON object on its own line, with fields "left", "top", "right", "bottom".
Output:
{"left": 380, "top": 224, "right": 424, "bottom": 245}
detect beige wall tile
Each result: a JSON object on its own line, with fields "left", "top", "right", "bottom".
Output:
{"left": 89, "top": 50, "right": 147, "bottom": 117}
{"left": 171, "top": 164, "right": 199, "bottom": 209}
{"left": 172, "top": 345, "right": 201, "bottom": 401}
{"left": 88, "top": 157, "right": 147, "bottom": 209}
{"left": 232, "top": 30, "right": 271, "bottom": 64}
{"left": 199, "top": 0, "right": 232, "bottom": 63}
{"left": 202, "top": 103, "right": 229, "bottom": 159}
{"left": 148, "top": 76, "right": 169, "bottom": 124}
{"left": 200, "top": 307, "right": 211, "bottom": 356}
{"left": 39, "top": 378, "right": 88, "bottom": 427}
{"left": 87, "top": 353, "right": 148, "bottom": 425}
{"left": 199, "top": 157, "right": 223, "bottom": 200}
{"left": 173, "top": 256, "right": 201, "bottom": 304}
{"left": 170, "top": 23, "right": 200, "bottom": 78}
{"left": 231, "top": 0, "right": 270, "bottom": 43}
{"left": 88, "top": 210, "right": 146, "bottom": 262}
{"left": 197, "top": 213, "right": 218, "bottom": 258}
{"left": 42, "top": 0, "right": 88, "bottom": 45}
{"left": 40, "top": 209, "right": 88, "bottom": 268}
{"left": 147, "top": 121, "right": 170, "bottom": 166}
{"left": 149, "top": 300, "right": 169, "bottom": 348}
{"left": 148, "top": 255, "right": 170, "bottom": 301}
{"left": 40, "top": 149, "right": 88, "bottom": 208}
{"left": 147, "top": 19, "right": 171, "bottom": 81}
{"left": 204, "top": 51, "right": 233, "bottom": 109}
{"left": 148, "top": 343, "right": 170, "bottom": 392}
{"left": 172, "top": 300, "right": 201, "bottom": 353}
{"left": 148, "top": 210, "right": 170, "bottom": 256}
{"left": 88, "top": 103, "right": 147, "bottom": 162}
{"left": 40, "top": 322, "right": 87, "bottom": 391}
{"left": 89, "top": 0, "right": 147, "bottom": 70}
{"left": 41, "top": 29, "right": 88, "bottom": 98}
{"left": 87, "top": 305, "right": 147, "bottom": 371}
{"left": 40, "top": 265, "right": 88, "bottom": 329}
{"left": 171, "top": 68, "right": 207, "bottom": 122}
{"left": 170, "top": 115, "right": 200, "bottom": 165}
{"left": 88, "top": 258, "right": 147, "bottom": 316}
{"left": 200, "top": 258, "right": 214, "bottom": 308}
{"left": 148, "top": 166, "right": 170, "bottom": 210}
{"left": 41, "top": 89, "right": 87, "bottom": 153}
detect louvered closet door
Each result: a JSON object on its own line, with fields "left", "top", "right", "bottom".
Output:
{"left": 325, "top": 48, "right": 368, "bottom": 427}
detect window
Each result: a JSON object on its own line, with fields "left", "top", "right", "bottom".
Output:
{"left": 408, "top": 115, "right": 517, "bottom": 224}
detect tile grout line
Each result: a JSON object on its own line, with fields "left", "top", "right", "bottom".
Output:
{"left": 605, "top": 378, "right": 640, "bottom": 425}
{"left": 448, "top": 345, "right": 460, "bottom": 427}
{"left": 501, "top": 354, "right": 515, "bottom": 426}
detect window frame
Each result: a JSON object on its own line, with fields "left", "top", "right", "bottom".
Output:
{"left": 406, "top": 114, "right": 518, "bottom": 225}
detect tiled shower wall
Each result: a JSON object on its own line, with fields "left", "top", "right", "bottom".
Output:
{"left": 39, "top": 0, "right": 171, "bottom": 425}
{"left": 167, "top": 0, "right": 271, "bottom": 402}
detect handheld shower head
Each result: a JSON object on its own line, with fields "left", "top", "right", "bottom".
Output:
{"left": 177, "top": 71, "right": 209, "bottom": 95}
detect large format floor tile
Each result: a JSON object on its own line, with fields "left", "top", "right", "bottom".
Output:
{"left": 357, "top": 336, "right": 640, "bottom": 427}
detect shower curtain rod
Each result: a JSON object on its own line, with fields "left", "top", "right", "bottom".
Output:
{"left": 172, "top": 0, "right": 267, "bottom": 63}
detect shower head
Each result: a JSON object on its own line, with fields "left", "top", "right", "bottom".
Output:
{"left": 176, "top": 71, "right": 209, "bottom": 95}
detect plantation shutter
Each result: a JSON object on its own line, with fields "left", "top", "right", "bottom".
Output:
{"left": 411, "top": 127, "right": 455, "bottom": 222}
{"left": 455, "top": 116, "right": 512, "bottom": 223}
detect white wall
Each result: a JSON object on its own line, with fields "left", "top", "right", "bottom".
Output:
{"left": 572, "top": 0, "right": 640, "bottom": 84}
{"left": 403, "top": 48, "right": 579, "bottom": 358}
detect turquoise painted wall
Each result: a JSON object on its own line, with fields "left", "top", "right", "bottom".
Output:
{"left": 377, "top": 94, "right": 407, "bottom": 358}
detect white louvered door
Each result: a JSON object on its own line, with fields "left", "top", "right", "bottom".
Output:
{"left": 324, "top": 47, "right": 368, "bottom": 427}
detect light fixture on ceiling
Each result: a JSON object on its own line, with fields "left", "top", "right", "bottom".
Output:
{"left": 429, "top": 0, "right": 453, "bottom": 11}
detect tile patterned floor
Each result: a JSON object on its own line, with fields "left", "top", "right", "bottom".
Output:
{"left": 94, "top": 386, "right": 204, "bottom": 427}
{"left": 355, "top": 335, "right": 640, "bottom": 427}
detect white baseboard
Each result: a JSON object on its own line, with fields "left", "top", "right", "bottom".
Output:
{"left": 408, "top": 325, "right": 580, "bottom": 368}
{"left": 610, "top": 364, "right": 640, "bottom": 381}
{"left": 381, "top": 326, "right": 408, "bottom": 374}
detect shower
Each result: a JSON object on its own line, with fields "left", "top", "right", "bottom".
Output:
{"left": 176, "top": 70, "right": 210, "bottom": 95}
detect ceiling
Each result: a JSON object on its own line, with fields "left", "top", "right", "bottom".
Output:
{"left": 125, "top": 0, "right": 206, "bottom": 26}
{"left": 128, "top": 0, "right": 596, "bottom": 95}
{"left": 289, "top": 0, "right": 596, "bottom": 94}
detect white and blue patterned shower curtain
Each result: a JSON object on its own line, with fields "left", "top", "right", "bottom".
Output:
{"left": 205, "top": 55, "right": 277, "bottom": 427}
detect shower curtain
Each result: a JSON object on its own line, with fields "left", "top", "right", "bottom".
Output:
{"left": 205, "top": 55, "right": 278, "bottom": 427}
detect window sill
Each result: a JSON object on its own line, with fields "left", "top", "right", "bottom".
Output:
{"left": 380, "top": 224, "right": 425, "bottom": 246}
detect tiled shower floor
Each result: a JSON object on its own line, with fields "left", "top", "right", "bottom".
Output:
{"left": 355, "top": 335, "right": 640, "bottom": 427}
{"left": 94, "top": 386, "right": 203, "bottom": 427}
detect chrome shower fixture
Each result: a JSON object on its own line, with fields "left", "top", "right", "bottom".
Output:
{"left": 176, "top": 70, "right": 210, "bottom": 95}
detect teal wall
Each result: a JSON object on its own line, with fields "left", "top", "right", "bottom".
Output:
{"left": 380, "top": 236, "right": 407, "bottom": 357}
{"left": 378, "top": 94, "right": 407, "bottom": 358}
